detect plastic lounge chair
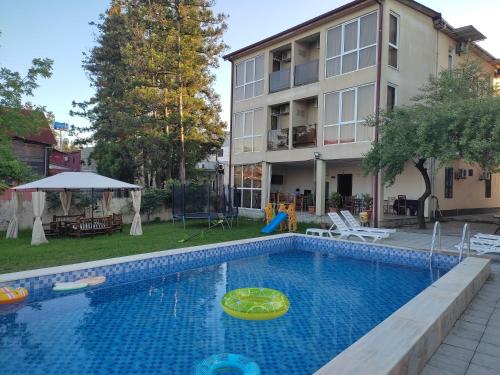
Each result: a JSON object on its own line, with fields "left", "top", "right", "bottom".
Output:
{"left": 473, "top": 233, "right": 500, "bottom": 242}
{"left": 305, "top": 228, "right": 333, "bottom": 238}
{"left": 328, "top": 212, "right": 384, "bottom": 242}
{"left": 340, "top": 210, "right": 396, "bottom": 236}
{"left": 454, "top": 237, "right": 500, "bottom": 255}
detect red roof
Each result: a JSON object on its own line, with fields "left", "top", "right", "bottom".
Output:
{"left": 17, "top": 124, "right": 57, "bottom": 145}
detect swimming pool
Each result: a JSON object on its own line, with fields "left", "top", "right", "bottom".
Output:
{"left": 0, "top": 236, "right": 458, "bottom": 374}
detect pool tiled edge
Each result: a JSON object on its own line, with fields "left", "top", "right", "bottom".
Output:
{"left": 315, "top": 256, "right": 491, "bottom": 375}
{"left": 0, "top": 234, "right": 458, "bottom": 294}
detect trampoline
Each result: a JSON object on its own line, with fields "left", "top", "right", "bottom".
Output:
{"left": 172, "top": 184, "right": 238, "bottom": 229}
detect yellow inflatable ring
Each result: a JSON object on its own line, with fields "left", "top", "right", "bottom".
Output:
{"left": 0, "top": 286, "right": 28, "bottom": 305}
{"left": 221, "top": 288, "right": 289, "bottom": 320}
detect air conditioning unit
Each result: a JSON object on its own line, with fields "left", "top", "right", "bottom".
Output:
{"left": 455, "top": 41, "right": 469, "bottom": 56}
{"left": 280, "top": 104, "right": 290, "bottom": 114}
{"left": 281, "top": 50, "right": 291, "bottom": 62}
{"left": 217, "top": 164, "right": 224, "bottom": 174}
{"left": 479, "top": 171, "right": 491, "bottom": 180}
{"left": 454, "top": 169, "right": 467, "bottom": 180}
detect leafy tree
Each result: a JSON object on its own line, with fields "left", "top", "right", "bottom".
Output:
{"left": 0, "top": 33, "right": 53, "bottom": 189}
{"left": 363, "top": 61, "right": 500, "bottom": 228}
{"left": 73, "top": 0, "right": 227, "bottom": 186}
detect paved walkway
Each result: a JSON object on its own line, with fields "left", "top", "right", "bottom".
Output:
{"left": 421, "top": 263, "right": 500, "bottom": 375}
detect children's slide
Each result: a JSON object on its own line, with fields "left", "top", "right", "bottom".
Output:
{"left": 261, "top": 212, "right": 288, "bottom": 234}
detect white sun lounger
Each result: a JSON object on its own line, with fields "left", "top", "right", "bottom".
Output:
{"left": 340, "top": 210, "right": 396, "bottom": 236}
{"left": 454, "top": 236, "right": 500, "bottom": 255}
{"left": 328, "top": 212, "right": 385, "bottom": 242}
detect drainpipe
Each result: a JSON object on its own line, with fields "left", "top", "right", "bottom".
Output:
{"left": 373, "top": 0, "right": 384, "bottom": 227}
{"left": 228, "top": 61, "right": 234, "bottom": 199}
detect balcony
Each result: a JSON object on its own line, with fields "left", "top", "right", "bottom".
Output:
{"left": 293, "top": 124, "right": 317, "bottom": 148}
{"left": 269, "top": 69, "right": 291, "bottom": 93}
{"left": 294, "top": 59, "right": 319, "bottom": 86}
{"left": 268, "top": 129, "right": 289, "bottom": 151}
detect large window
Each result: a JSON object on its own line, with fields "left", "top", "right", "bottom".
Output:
{"left": 233, "top": 108, "right": 263, "bottom": 153}
{"left": 233, "top": 164, "right": 262, "bottom": 209}
{"left": 324, "top": 83, "right": 375, "bottom": 144}
{"left": 388, "top": 12, "right": 399, "bottom": 69}
{"left": 444, "top": 167, "right": 453, "bottom": 198}
{"left": 234, "top": 55, "right": 264, "bottom": 101}
{"left": 485, "top": 178, "right": 492, "bottom": 198}
{"left": 326, "top": 12, "right": 377, "bottom": 78}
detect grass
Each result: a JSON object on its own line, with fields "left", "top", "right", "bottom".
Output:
{"left": 0, "top": 218, "right": 317, "bottom": 274}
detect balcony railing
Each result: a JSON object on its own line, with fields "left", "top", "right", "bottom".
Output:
{"left": 294, "top": 59, "right": 319, "bottom": 86}
{"left": 269, "top": 69, "right": 291, "bottom": 93}
{"left": 267, "top": 129, "right": 289, "bottom": 151}
{"left": 293, "top": 124, "right": 317, "bottom": 148}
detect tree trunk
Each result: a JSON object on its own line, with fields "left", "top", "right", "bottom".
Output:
{"left": 414, "top": 158, "right": 431, "bottom": 229}
{"left": 175, "top": 0, "right": 186, "bottom": 185}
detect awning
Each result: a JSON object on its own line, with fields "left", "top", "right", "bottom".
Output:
{"left": 12, "top": 172, "right": 141, "bottom": 191}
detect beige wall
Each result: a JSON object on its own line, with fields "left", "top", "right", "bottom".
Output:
{"left": 434, "top": 162, "right": 500, "bottom": 211}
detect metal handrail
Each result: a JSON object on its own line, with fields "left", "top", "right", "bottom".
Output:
{"left": 458, "top": 223, "right": 471, "bottom": 262}
{"left": 429, "top": 221, "right": 441, "bottom": 267}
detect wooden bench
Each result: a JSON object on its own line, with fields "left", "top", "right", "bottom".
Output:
{"left": 67, "top": 216, "right": 112, "bottom": 237}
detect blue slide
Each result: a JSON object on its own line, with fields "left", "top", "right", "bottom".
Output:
{"left": 261, "top": 212, "right": 288, "bottom": 234}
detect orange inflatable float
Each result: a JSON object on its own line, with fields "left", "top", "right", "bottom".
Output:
{"left": 0, "top": 286, "right": 29, "bottom": 305}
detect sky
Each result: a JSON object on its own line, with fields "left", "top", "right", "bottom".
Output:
{"left": 1, "top": 0, "right": 499, "bottom": 132}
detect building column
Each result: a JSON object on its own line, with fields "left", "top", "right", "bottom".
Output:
{"left": 288, "top": 101, "right": 294, "bottom": 150}
{"left": 261, "top": 161, "right": 271, "bottom": 209}
{"left": 376, "top": 171, "right": 384, "bottom": 227}
{"left": 315, "top": 159, "right": 326, "bottom": 216}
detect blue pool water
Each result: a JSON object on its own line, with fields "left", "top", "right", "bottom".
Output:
{"left": 0, "top": 250, "right": 446, "bottom": 374}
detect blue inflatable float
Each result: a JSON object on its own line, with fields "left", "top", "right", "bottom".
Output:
{"left": 194, "top": 353, "right": 260, "bottom": 375}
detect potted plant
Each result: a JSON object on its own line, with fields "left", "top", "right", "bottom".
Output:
{"left": 329, "top": 192, "right": 342, "bottom": 212}
{"left": 361, "top": 193, "right": 373, "bottom": 218}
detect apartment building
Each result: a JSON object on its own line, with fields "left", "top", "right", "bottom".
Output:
{"left": 223, "top": 0, "right": 500, "bottom": 224}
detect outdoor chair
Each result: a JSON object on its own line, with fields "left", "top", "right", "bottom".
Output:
{"left": 342, "top": 196, "right": 354, "bottom": 213}
{"left": 339, "top": 210, "right": 396, "bottom": 236}
{"left": 112, "top": 213, "right": 123, "bottom": 232}
{"left": 454, "top": 235, "right": 500, "bottom": 255}
{"left": 328, "top": 212, "right": 385, "bottom": 242}
{"left": 396, "top": 195, "right": 407, "bottom": 215}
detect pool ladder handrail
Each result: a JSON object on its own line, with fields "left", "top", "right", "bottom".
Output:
{"left": 429, "top": 221, "right": 441, "bottom": 267}
{"left": 458, "top": 223, "right": 471, "bottom": 262}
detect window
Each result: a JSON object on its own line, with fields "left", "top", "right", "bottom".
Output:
{"left": 233, "top": 164, "right": 262, "bottom": 209}
{"left": 234, "top": 55, "right": 264, "bottom": 101}
{"left": 485, "top": 178, "right": 491, "bottom": 198}
{"left": 217, "top": 149, "right": 224, "bottom": 157}
{"left": 324, "top": 83, "right": 375, "bottom": 145}
{"left": 388, "top": 12, "right": 399, "bottom": 69}
{"left": 448, "top": 54, "right": 453, "bottom": 71}
{"left": 387, "top": 84, "right": 397, "bottom": 111}
{"left": 326, "top": 12, "right": 377, "bottom": 78}
{"left": 444, "top": 167, "right": 453, "bottom": 198}
{"left": 233, "top": 108, "right": 263, "bottom": 153}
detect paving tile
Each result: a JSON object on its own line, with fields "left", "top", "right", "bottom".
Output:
{"left": 461, "top": 313, "right": 490, "bottom": 326}
{"left": 465, "top": 363, "right": 497, "bottom": 375}
{"left": 455, "top": 320, "right": 486, "bottom": 334}
{"left": 435, "top": 343, "right": 475, "bottom": 362}
{"left": 421, "top": 364, "right": 461, "bottom": 375}
{"left": 428, "top": 353, "right": 470, "bottom": 374}
{"left": 450, "top": 326, "right": 484, "bottom": 341}
{"left": 443, "top": 334, "right": 480, "bottom": 351}
{"left": 487, "top": 316, "right": 500, "bottom": 329}
{"left": 471, "top": 352, "right": 500, "bottom": 371}
{"left": 481, "top": 331, "right": 500, "bottom": 346}
{"left": 475, "top": 341, "right": 500, "bottom": 357}
{"left": 467, "top": 303, "right": 495, "bottom": 315}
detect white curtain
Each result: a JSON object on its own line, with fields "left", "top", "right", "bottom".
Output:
{"left": 102, "top": 191, "right": 113, "bottom": 215}
{"left": 59, "top": 191, "right": 72, "bottom": 216}
{"left": 6, "top": 191, "right": 20, "bottom": 239}
{"left": 32, "top": 191, "right": 48, "bottom": 245}
{"left": 130, "top": 190, "right": 142, "bottom": 236}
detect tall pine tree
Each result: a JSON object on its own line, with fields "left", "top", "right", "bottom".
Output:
{"left": 73, "top": 0, "right": 227, "bottom": 186}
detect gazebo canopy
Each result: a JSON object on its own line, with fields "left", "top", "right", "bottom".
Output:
{"left": 12, "top": 172, "right": 141, "bottom": 191}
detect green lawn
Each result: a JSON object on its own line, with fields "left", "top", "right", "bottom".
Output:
{"left": 0, "top": 219, "right": 318, "bottom": 274}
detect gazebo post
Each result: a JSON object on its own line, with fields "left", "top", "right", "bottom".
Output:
{"left": 91, "top": 188, "right": 94, "bottom": 237}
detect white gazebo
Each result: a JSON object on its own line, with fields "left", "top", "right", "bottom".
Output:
{"left": 7, "top": 172, "right": 143, "bottom": 245}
